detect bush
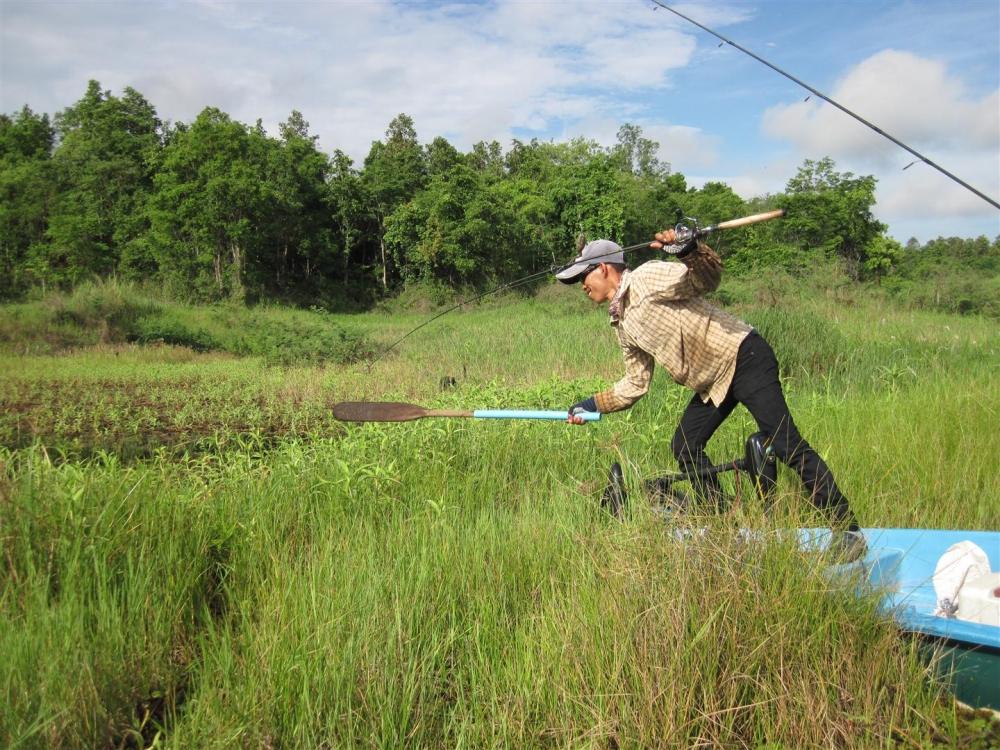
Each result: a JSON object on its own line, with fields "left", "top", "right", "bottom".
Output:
{"left": 46, "top": 279, "right": 161, "bottom": 341}
{"left": 1, "top": 280, "right": 373, "bottom": 365}
{"left": 881, "top": 272, "right": 1000, "bottom": 317}
{"left": 740, "top": 305, "right": 852, "bottom": 380}
{"left": 130, "top": 315, "right": 217, "bottom": 351}
{"left": 222, "top": 311, "right": 372, "bottom": 365}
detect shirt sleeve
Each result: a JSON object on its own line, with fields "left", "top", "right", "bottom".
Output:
{"left": 594, "top": 331, "right": 655, "bottom": 412}
{"left": 682, "top": 240, "right": 722, "bottom": 295}
{"left": 645, "top": 241, "right": 723, "bottom": 301}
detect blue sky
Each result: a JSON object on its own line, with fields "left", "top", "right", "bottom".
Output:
{"left": 2, "top": 0, "right": 998, "bottom": 242}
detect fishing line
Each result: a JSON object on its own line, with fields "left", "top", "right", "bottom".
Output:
{"left": 366, "top": 265, "right": 553, "bottom": 370}
{"left": 649, "top": 0, "right": 1000, "bottom": 211}
{"left": 365, "top": 209, "right": 785, "bottom": 368}
{"left": 365, "top": 238, "right": 661, "bottom": 369}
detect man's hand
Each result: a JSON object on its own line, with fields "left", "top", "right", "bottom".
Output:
{"left": 567, "top": 397, "right": 597, "bottom": 425}
{"left": 649, "top": 228, "right": 677, "bottom": 250}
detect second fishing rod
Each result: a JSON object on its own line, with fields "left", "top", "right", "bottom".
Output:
{"left": 367, "top": 208, "right": 785, "bottom": 367}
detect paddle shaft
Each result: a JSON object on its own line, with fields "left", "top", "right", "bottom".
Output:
{"left": 332, "top": 401, "right": 600, "bottom": 423}
{"left": 407, "top": 409, "right": 600, "bottom": 421}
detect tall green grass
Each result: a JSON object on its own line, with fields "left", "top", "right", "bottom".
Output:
{"left": 0, "top": 427, "right": 952, "bottom": 748}
{"left": 1, "top": 276, "right": 999, "bottom": 747}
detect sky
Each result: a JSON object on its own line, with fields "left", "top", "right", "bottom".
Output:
{"left": 2, "top": 0, "right": 998, "bottom": 243}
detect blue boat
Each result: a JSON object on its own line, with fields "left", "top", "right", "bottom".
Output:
{"left": 622, "top": 451, "right": 1000, "bottom": 708}
{"left": 840, "top": 528, "right": 1000, "bottom": 710}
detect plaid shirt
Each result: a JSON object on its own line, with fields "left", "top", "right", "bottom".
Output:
{"left": 593, "top": 242, "right": 752, "bottom": 412}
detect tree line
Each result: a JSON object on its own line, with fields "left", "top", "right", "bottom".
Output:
{"left": 2, "top": 81, "right": 996, "bottom": 307}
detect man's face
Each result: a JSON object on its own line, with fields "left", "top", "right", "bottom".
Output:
{"left": 581, "top": 264, "right": 615, "bottom": 303}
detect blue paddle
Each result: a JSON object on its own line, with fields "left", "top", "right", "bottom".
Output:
{"left": 333, "top": 401, "right": 600, "bottom": 423}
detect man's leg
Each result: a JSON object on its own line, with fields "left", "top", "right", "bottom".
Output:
{"left": 670, "top": 391, "right": 737, "bottom": 509}
{"left": 730, "top": 333, "right": 856, "bottom": 528}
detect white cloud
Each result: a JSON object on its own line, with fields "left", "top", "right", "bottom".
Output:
{"left": 0, "top": 0, "right": 745, "bottom": 163}
{"left": 760, "top": 48, "right": 1000, "bottom": 235}
{"left": 645, "top": 124, "right": 722, "bottom": 171}
{"left": 874, "top": 153, "right": 1000, "bottom": 223}
{"left": 762, "top": 50, "right": 999, "bottom": 160}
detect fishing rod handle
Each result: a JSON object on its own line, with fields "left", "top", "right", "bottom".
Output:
{"left": 472, "top": 409, "right": 601, "bottom": 421}
{"left": 702, "top": 209, "right": 785, "bottom": 234}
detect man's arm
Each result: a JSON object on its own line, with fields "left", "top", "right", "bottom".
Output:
{"left": 681, "top": 240, "right": 723, "bottom": 296}
{"left": 649, "top": 228, "right": 723, "bottom": 298}
{"left": 595, "top": 338, "right": 655, "bottom": 413}
{"left": 567, "top": 337, "right": 654, "bottom": 423}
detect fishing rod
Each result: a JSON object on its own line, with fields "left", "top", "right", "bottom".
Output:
{"left": 365, "top": 208, "right": 785, "bottom": 368}
{"left": 649, "top": 1, "right": 1000, "bottom": 211}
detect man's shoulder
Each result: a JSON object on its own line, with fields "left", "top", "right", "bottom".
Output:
{"left": 629, "top": 260, "right": 684, "bottom": 286}
{"left": 633, "top": 259, "right": 674, "bottom": 273}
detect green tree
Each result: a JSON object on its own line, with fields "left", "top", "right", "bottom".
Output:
{"left": 425, "top": 136, "right": 463, "bottom": 178}
{"left": 779, "top": 157, "right": 886, "bottom": 278}
{"left": 681, "top": 181, "right": 745, "bottom": 227}
{"left": 863, "top": 235, "right": 904, "bottom": 282}
{"left": 0, "top": 106, "right": 55, "bottom": 297}
{"left": 362, "top": 114, "right": 428, "bottom": 291}
{"left": 34, "top": 82, "right": 162, "bottom": 286}
{"left": 611, "top": 124, "right": 687, "bottom": 248}
{"left": 329, "top": 149, "right": 376, "bottom": 298}
{"left": 146, "top": 108, "right": 276, "bottom": 300}
{"left": 613, "top": 123, "right": 668, "bottom": 179}
{"left": 265, "top": 110, "right": 336, "bottom": 297}
{"left": 384, "top": 162, "right": 532, "bottom": 287}
{"left": 469, "top": 140, "right": 504, "bottom": 179}
{"left": 546, "top": 139, "right": 630, "bottom": 250}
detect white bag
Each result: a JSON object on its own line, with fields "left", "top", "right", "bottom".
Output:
{"left": 932, "top": 541, "right": 992, "bottom": 618}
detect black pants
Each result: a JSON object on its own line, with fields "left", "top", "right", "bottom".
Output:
{"left": 671, "top": 331, "right": 854, "bottom": 526}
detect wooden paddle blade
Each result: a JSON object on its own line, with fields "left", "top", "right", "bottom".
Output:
{"left": 333, "top": 401, "right": 428, "bottom": 422}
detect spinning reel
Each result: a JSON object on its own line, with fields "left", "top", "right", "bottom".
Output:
{"left": 663, "top": 212, "right": 701, "bottom": 256}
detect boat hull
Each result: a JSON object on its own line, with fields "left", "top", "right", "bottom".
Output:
{"left": 852, "top": 528, "right": 1000, "bottom": 710}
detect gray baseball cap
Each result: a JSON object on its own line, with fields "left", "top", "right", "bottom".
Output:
{"left": 555, "top": 239, "right": 625, "bottom": 284}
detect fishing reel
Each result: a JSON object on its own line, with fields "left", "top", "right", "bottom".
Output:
{"left": 662, "top": 213, "right": 701, "bottom": 256}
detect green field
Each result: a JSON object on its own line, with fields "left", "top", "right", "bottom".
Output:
{"left": 2, "top": 279, "right": 999, "bottom": 748}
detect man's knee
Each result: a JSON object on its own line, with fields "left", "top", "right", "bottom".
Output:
{"left": 672, "top": 432, "right": 711, "bottom": 470}
{"left": 769, "top": 432, "right": 813, "bottom": 466}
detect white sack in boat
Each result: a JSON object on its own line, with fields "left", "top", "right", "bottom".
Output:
{"left": 932, "top": 541, "right": 992, "bottom": 618}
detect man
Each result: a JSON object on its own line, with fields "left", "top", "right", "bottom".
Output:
{"left": 557, "top": 231, "right": 864, "bottom": 559}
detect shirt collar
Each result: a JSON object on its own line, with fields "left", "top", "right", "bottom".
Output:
{"left": 608, "top": 269, "right": 631, "bottom": 326}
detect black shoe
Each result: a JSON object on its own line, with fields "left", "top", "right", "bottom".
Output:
{"left": 826, "top": 530, "right": 867, "bottom": 564}
{"left": 642, "top": 476, "right": 679, "bottom": 503}
{"left": 601, "top": 462, "right": 627, "bottom": 518}
{"left": 645, "top": 476, "right": 727, "bottom": 514}
{"left": 644, "top": 477, "right": 690, "bottom": 511}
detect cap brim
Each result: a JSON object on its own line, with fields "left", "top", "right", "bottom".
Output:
{"left": 555, "top": 261, "right": 590, "bottom": 284}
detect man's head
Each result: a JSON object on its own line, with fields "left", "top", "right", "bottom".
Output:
{"left": 556, "top": 239, "right": 626, "bottom": 303}
{"left": 555, "top": 240, "right": 625, "bottom": 284}
{"left": 579, "top": 262, "right": 624, "bottom": 303}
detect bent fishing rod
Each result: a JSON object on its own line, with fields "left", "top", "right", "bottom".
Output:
{"left": 365, "top": 208, "right": 785, "bottom": 368}
{"left": 649, "top": 1, "right": 1000, "bottom": 211}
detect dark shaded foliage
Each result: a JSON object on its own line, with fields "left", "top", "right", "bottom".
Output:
{"left": 3, "top": 83, "right": 994, "bottom": 315}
